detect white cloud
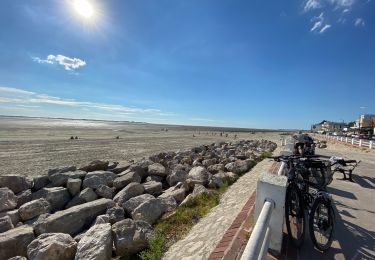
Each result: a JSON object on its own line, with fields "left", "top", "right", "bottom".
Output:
{"left": 0, "top": 86, "right": 173, "bottom": 118}
{"left": 304, "top": 0, "right": 323, "bottom": 12}
{"left": 354, "top": 18, "right": 365, "bottom": 27}
{"left": 32, "top": 54, "right": 86, "bottom": 70}
{"left": 310, "top": 13, "right": 331, "bottom": 33}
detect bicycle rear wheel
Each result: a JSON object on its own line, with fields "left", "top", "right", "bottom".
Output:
{"left": 285, "top": 184, "right": 305, "bottom": 247}
{"left": 309, "top": 196, "right": 335, "bottom": 251}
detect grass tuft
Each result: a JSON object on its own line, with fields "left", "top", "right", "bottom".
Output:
{"left": 260, "top": 151, "right": 273, "bottom": 159}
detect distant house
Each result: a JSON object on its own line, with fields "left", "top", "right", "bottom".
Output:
{"left": 311, "top": 120, "right": 348, "bottom": 133}
{"left": 355, "top": 114, "right": 375, "bottom": 134}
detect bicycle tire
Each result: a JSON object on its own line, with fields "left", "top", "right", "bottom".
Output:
{"left": 309, "top": 196, "right": 335, "bottom": 251}
{"left": 285, "top": 183, "right": 305, "bottom": 248}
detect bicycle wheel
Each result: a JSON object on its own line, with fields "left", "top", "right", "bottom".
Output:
{"left": 309, "top": 196, "right": 335, "bottom": 251}
{"left": 285, "top": 184, "right": 305, "bottom": 247}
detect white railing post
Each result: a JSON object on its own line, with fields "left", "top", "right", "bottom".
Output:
{"left": 359, "top": 139, "right": 362, "bottom": 147}
{"left": 352, "top": 139, "right": 354, "bottom": 145}
{"left": 345, "top": 137, "right": 348, "bottom": 143}
{"left": 340, "top": 137, "right": 343, "bottom": 142}
{"left": 370, "top": 141, "right": 373, "bottom": 149}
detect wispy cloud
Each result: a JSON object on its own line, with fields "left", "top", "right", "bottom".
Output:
{"left": 304, "top": 0, "right": 323, "bottom": 12}
{"left": 354, "top": 18, "right": 365, "bottom": 27}
{"left": 310, "top": 13, "right": 331, "bottom": 33}
{"left": 32, "top": 54, "right": 86, "bottom": 70}
{"left": 0, "top": 86, "right": 175, "bottom": 119}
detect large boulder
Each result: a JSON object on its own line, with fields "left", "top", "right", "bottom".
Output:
{"left": 143, "top": 181, "right": 163, "bottom": 196}
{"left": 0, "top": 226, "right": 35, "bottom": 259}
{"left": 67, "top": 178, "right": 82, "bottom": 196}
{"left": 148, "top": 163, "right": 166, "bottom": 177}
{"left": 79, "top": 160, "right": 109, "bottom": 172}
{"left": 131, "top": 198, "right": 166, "bottom": 225}
{"left": 122, "top": 194, "right": 155, "bottom": 215}
{"left": 34, "top": 198, "right": 113, "bottom": 236}
{"left": 113, "top": 182, "right": 144, "bottom": 205}
{"left": 0, "top": 209, "right": 20, "bottom": 226}
{"left": 16, "top": 189, "right": 32, "bottom": 208}
{"left": 166, "top": 169, "right": 188, "bottom": 186}
{"left": 145, "top": 175, "right": 163, "bottom": 183}
{"left": 113, "top": 171, "right": 141, "bottom": 190}
{"left": 188, "top": 166, "right": 211, "bottom": 184}
{"left": 0, "top": 187, "right": 17, "bottom": 212}
{"left": 82, "top": 171, "right": 117, "bottom": 189}
{"left": 66, "top": 187, "right": 98, "bottom": 208}
{"left": 19, "top": 199, "right": 51, "bottom": 221}
{"left": 32, "top": 175, "right": 50, "bottom": 191}
{"left": 95, "top": 185, "right": 114, "bottom": 199}
{"left": 214, "top": 171, "right": 238, "bottom": 184}
{"left": 33, "top": 187, "right": 71, "bottom": 211}
{"left": 112, "top": 219, "right": 153, "bottom": 256}
{"left": 75, "top": 223, "right": 112, "bottom": 260}
{"left": 207, "top": 164, "right": 225, "bottom": 174}
{"left": 225, "top": 159, "right": 256, "bottom": 174}
{"left": 202, "top": 158, "right": 217, "bottom": 167}
{"left": 0, "top": 175, "right": 32, "bottom": 194}
{"left": 49, "top": 171, "right": 86, "bottom": 187}
{"left": 106, "top": 206, "right": 124, "bottom": 224}
{"left": 159, "top": 186, "right": 186, "bottom": 204}
{"left": 27, "top": 233, "right": 77, "bottom": 260}
{"left": 0, "top": 215, "right": 14, "bottom": 233}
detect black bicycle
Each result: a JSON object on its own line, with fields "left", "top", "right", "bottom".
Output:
{"left": 272, "top": 155, "right": 335, "bottom": 251}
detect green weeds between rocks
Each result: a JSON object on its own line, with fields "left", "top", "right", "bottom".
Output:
{"left": 139, "top": 192, "right": 220, "bottom": 260}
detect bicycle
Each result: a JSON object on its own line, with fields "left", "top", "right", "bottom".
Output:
{"left": 271, "top": 155, "right": 335, "bottom": 251}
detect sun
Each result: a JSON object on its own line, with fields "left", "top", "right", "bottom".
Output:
{"left": 74, "top": 0, "right": 94, "bottom": 18}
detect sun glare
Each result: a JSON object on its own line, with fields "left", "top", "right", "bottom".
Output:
{"left": 74, "top": 0, "right": 94, "bottom": 18}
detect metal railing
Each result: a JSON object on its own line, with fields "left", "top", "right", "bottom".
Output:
{"left": 240, "top": 199, "right": 275, "bottom": 260}
{"left": 322, "top": 134, "right": 374, "bottom": 150}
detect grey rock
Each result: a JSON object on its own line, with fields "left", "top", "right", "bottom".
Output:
{"left": 27, "top": 233, "right": 77, "bottom": 260}
{"left": 32, "top": 176, "right": 50, "bottom": 191}
{"left": 0, "top": 209, "right": 20, "bottom": 226}
{"left": 75, "top": 223, "right": 112, "bottom": 260}
{"left": 188, "top": 166, "right": 211, "bottom": 184}
{"left": 214, "top": 171, "right": 238, "bottom": 184}
{"left": 8, "top": 256, "right": 27, "bottom": 260}
{"left": 122, "top": 194, "right": 155, "bottom": 215}
{"left": 159, "top": 196, "right": 177, "bottom": 212}
{"left": 65, "top": 196, "right": 85, "bottom": 209}
{"left": 49, "top": 170, "right": 86, "bottom": 187}
{"left": 110, "top": 163, "right": 131, "bottom": 174}
{"left": 48, "top": 166, "right": 77, "bottom": 176}
{"left": 202, "top": 158, "right": 217, "bottom": 167}
{"left": 127, "top": 165, "right": 147, "bottom": 179}
{"left": 113, "top": 182, "right": 144, "bottom": 205}
{"left": 143, "top": 181, "right": 163, "bottom": 196}
{"left": 94, "top": 215, "right": 110, "bottom": 224}
{"left": 112, "top": 219, "right": 153, "bottom": 256}
{"left": 79, "top": 188, "right": 98, "bottom": 202}
{"left": 32, "top": 187, "right": 71, "bottom": 211}
{"left": 95, "top": 185, "right": 114, "bottom": 199}
{"left": 148, "top": 163, "right": 166, "bottom": 177}
{"left": 0, "top": 226, "right": 34, "bottom": 259}
{"left": 207, "top": 175, "right": 224, "bottom": 188}
{"left": 79, "top": 160, "right": 109, "bottom": 172}
{"left": 106, "top": 206, "right": 124, "bottom": 224}
{"left": 16, "top": 189, "right": 32, "bottom": 208}
{"left": 34, "top": 198, "right": 113, "bottom": 236}
{"left": 113, "top": 171, "right": 141, "bottom": 190}
{"left": 19, "top": 199, "right": 51, "bottom": 221}
{"left": 159, "top": 186, "right": 186, "bottom": 204}
{"left": 207, "top": 164, "right": 225, "bottom": 174}
{"left": 0, "top": 175, "right": 32, "bottom": 194}
{"left": 225, "top": 159, "right": 256, "bottom": 175}
{"left": 131, "top": 198, "right": 166, "bottom": 225}
{"left": 0, "top": 187, "right": 17, "bottom": 212}
{"left": 82, "top": 171, "right": 117, "bottom": 189}
{"left": 166, "top": 169, "right": 188, "bottom": 187}
{"left": 145, "top": 175, "right": 164, "bottom": 182}
{"left": 24, "top": 213, "right": 50, "bottom": 228}
{"left": 67, "top": 178, "right": 82, "bottom": 196}
{"left": 0, "top": 215, "right": 14, "bottom": 233}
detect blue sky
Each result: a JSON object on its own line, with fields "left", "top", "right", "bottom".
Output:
{"left": 0, "top": 0, "right": 374, "bottom": 129}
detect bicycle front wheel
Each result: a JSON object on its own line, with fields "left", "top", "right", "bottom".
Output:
{"left": 285, "top": 184, "right": 305, "bottom": 248}
{"left": 309, "top": 196, "right": 335, "bottom": 251}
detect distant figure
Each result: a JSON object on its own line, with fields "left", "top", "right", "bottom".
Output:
{"left": 193, "top": 134, "right": 195, "bottom": 137}
{"left": 70, "top": 136, "right": 74, "bottom": 140}
{"left": 75, "top": 136, "right": 78, "bottom": 139}
{"left": 225, "top": 133, "right": 228, "bottom": 137}
{"left": 234, "top": 134, "right": 237, "bottom": 139}
{"left": 220, "top": 132, "right": 222, "bottom": 136}
{"left": 115, "top": 136, "right": 120, "bottom": 139}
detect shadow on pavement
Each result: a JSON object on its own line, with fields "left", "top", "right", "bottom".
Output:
{"left": 327, "top": 186, "right": 357, "bottom": 200}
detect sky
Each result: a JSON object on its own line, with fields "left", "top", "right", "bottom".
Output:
{"left": 0, "top": 0, "right": 374, "bottom": 129}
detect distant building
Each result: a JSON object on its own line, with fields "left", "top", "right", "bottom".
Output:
{"left": 311, "top": 120, "right": 348, "bottom": 133}
{"left": 355, "top": 114, "right": 375, "bottom": 134}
